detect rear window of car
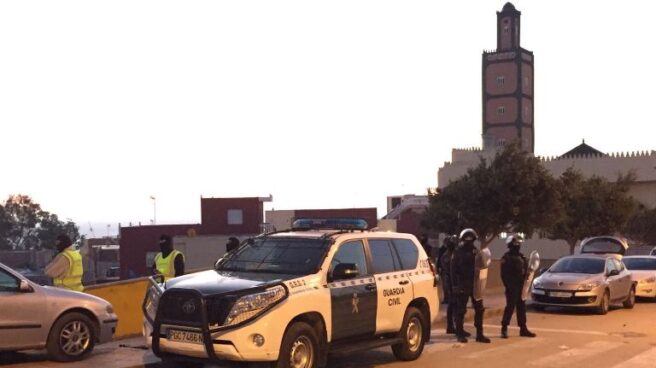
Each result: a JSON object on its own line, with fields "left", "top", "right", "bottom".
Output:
{"left": 581, "top": 238, "right": 625, "bottom": 255}
{"left": 549, "top": 257, "right": 605, "bottom": 274}
{"left": 391, "top": 239, "right": 419, "bottom": 271}
{"left": 369, "top": 239, "right": 401, "bottom": 274}
{"left": 623, "top": 258, "right": 656, "bottom": 271}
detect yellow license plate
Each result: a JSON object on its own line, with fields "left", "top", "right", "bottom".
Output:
{"left": 167, "top": 329, "right": 203, "bottom": 344}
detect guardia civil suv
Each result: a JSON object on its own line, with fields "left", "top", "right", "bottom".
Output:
{"left": 142, "top": 219, "right": 439, "bottom": 368}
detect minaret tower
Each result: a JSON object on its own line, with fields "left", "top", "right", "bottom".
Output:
{"left": 482, "top": 2, "right": 534, "bottom": 153}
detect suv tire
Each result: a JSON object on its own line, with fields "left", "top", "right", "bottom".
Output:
{"left": 46, "top": 312, "right": 96, "bottom": 362}
{"left": 276, "top": 322, "right": 319, "bottom": 368}
{"left": 392, "top": 306, "right": 427, "bottom": 361}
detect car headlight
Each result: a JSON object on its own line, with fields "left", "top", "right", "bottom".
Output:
{"left": 106, "top": 304, "right": 115, "bottom": 315}
{"left": 639, "top": 276, "right": 656, "bottom": 284}
{"left": 224, "top": 285, "right": 287, "bottom": 327}
{"left": 577, "top": 281, "right": 602, "bottom": 291}
{"left": 532, "top": 279, "right": 543, "bottom": 288}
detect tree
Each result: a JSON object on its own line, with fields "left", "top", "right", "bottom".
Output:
{"left": 1, "top": 194, "right": 81, "bottom": 250}
{"left": 623, "top": 206, "right": 656, "bottom": 245}
{"left": 423, "top": 143, "right": 562, "bottom": 247}
{"left": 545, "top": 168, "right": 637, "bottom": 254}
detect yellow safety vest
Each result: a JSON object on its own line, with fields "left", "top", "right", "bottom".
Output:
{"left": 53, "top": 249, "right": 84, "bottom": 292}
{"left": 155, "top": 250, "right": 184, "bottom": 280}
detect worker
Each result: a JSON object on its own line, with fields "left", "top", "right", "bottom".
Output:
{"left": 45, "top": 234, "right": 84, "bottom": 292}
{"left": 152, "top": 234, "right": 185, "bottom": 280}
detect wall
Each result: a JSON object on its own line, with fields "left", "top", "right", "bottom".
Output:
{"left": 85, "top": 277, "right": 151, "bottom": 338}
{"left": 201, "top": 197, "right": 263, "bottom": 235}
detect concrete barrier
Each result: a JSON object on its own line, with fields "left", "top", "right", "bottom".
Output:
{"left": 85, "top": 277, "right": 151, "bottom": 338}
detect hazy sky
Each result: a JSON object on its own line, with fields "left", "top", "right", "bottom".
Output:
{"left": 1, "top": 1, "right": 655, "bottom": 236}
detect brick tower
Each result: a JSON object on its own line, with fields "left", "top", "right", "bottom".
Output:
{"left": 482, "top": 2, "right": 534, "bottom": 153}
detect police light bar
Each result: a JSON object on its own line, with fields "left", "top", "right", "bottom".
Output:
{"left": 292, "top": 218, "right": 368, "bottom": 231}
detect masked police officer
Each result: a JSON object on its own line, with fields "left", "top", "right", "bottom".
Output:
{"left": 451, "top": 229, "right": 490, "bottom": 343}
{"left": 152, "top": 234, "right": 185, "bottom": 280}
{"left": 45, "top": 234, "right": 84, "bottom": 292}
{"left": 438, "top": 235, "right": 458, "bottom": 334}
{"left": 500, "top": 234, "right": 536, "bottom": 338}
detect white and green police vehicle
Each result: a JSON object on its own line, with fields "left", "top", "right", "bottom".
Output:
{"left": 143, "top": 219, "right": 439, "bottom": 368}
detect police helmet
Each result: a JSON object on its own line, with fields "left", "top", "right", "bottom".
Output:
{"left": 459, "top": 228, "right": 478, "bottom": 241}
{"left": 506, "top": 234, "right": 524, "bottom": 246}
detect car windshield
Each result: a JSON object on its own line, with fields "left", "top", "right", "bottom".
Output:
{"left": 581, "top": 238, "right": 625, "bottom": 255}
{"left": 216, "top": 237, "right": 329, "bottom": 275}
{"left": 549, "top": 258, "right": 605, "bottom": 274}
{"left": 623, "top": 258, "right": 656, "bottom": 271}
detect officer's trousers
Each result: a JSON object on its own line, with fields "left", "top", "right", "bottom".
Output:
{"left": 501, "top": 287, "right": 527, "bottom": 328}
{"left": 454, "top": 292, "right": 485, "bottom": 336}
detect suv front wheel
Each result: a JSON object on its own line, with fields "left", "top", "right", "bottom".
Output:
{"left": 277, "top": 322, "right": 319, "bottom": 368}
{"left": 392, "top": 306, "right": 427, "bottom": 361}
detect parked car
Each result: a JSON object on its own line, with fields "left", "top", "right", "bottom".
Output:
{"left": 623, "top": 256, "right": 656, "bottom": 299}
{"left": 143, "top": 218, "right": 439, "bottom": 368}
{"left": 579, "top": 236, "right": 628, "bottom": 258}
{"left": 531, "top": 254, "right": 636, "bottom": 314}
{"left": 0, "top": 262, "right": 118, "bottom": 361}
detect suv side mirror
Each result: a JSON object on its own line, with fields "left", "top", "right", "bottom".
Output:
{"left": 607, "top": 269, "right": 620, "bottom": 277}
{"left": 19, "top": 280, "right": 33, "bottom": 292}
{"left": 331, "top": 263, "right": 359, "bottom": 281}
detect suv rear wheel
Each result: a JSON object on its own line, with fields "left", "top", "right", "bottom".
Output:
{"left": 276, "top": 322, "right": 319, "bottom": 368}
{"left": 391, "top": 307, "right": 427, "bottom": 361}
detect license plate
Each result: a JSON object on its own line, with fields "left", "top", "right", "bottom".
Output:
{"left": 549, "top": 291, "right": 572, "bottom": 298}
{"left": 167, "top": 329, "right": 203, "bottom": 344}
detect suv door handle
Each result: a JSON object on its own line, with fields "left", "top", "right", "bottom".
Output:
{"left": 365, "top": 284, "right": 377, "bottom": 291}
{"left": 399, "top": 280, "right": 410, "bottom": 285}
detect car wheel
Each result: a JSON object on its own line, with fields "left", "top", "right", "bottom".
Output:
{"left": 46, "top": 312, "right": 96, "bottom": 362}
{"left": 623, "top": 286, "right": 636, "bottom": 309}
{"left": 276, "top": 322, "right": 319, "bottom": 368}
{"left": 596, "top": 290, "right": 610, "bottom": 315}
{"left": 392, "top": 307, "right": 427, "bottom": 361}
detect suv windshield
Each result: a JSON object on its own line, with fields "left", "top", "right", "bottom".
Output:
{"left": 549, "top": 258, "right": 605, "bottom": 274}
{"left": 216, "top": 237, "right": 329, "bottom": 275}
{"left": 623, "top": 258, "right": 656, "bottom": 271}
{"left": 581, "top": 238, "right": 625, "bottom": 255}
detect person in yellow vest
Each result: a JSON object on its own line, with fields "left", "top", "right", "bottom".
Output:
{"left": 152, "top": 234, "right": 185, "bottom": 280}
{"left": 45, "top": 234, "right": 84, "bottom": 292}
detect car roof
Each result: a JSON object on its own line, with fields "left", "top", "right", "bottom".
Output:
{"left": 559, "top": 254, "right": 614, "bottom": 260}
{"left": 580, "top": 236, "right": 629, "bottom": 250}
{"left": 266, "top": 230, "right": 418, "bottom": 242}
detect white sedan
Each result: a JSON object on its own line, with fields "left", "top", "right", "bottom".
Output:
{"left": 623, "top": 256, "right": 656, "bottom": 299}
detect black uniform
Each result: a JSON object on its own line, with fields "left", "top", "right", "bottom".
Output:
{"left": 451, "top": 240, "right": 486, "bottom": 341}
{"left": 500, "top": 246, "right": 531, "bottom": 333}
{"left": 438, "top": 242, "right": 456, "bottom": 333}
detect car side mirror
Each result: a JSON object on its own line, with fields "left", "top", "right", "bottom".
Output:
{"left": 331, "top": 263, "right": 359, "bottom": 281}
{"left": 607, "top": 269, "right": 620, "bottom": 277}
{"left": 19, "top": 280, "right": 33, "bottom": 292}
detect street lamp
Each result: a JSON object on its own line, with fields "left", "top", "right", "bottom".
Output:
{"left": 150, "top": 196, "right": 156, "bottom": 225}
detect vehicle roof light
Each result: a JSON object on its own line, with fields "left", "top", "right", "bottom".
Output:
{"left": 292, "top": 218, "right": 368, "bottom": 231}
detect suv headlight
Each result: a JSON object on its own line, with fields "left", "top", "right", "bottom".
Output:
{"left": 224, "top": 285, "right": 287, "bottom": 327}
{"left": 577, "top": 281, "right": 602, "bottom": 291}
{"left": 640, "top": 276, "right": 656, "bottom": 284}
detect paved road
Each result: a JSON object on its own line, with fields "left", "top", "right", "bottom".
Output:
{"left": 3, "top": 300, "right": 656, "bottom": 368}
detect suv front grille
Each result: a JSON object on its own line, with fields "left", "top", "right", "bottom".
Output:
{"left": 206, "top": 296, "right": 234, "bottom": 327}
{"left": 159, "top": 291, "right": 203, "bottom": 324}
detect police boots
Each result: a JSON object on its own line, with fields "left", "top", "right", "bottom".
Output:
{"left": 476, "top": 332, "right": 491, "bottom": 343}
{"left": 520, "top": 327, "right": 537, "bottom": 338}
{"left": 501, "top": 326, "right": 509, "bottom": 339}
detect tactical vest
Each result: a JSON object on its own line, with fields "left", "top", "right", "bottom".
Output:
{"left": 155, "top": 250, "right": 184, "bottom": 280}
{"left": 53, "top": 249, "right": 84, "bottom": 292}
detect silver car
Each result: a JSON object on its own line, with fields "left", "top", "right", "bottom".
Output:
{"left": 623, "top": 256, "right": 656, "bottom": 299}
{"left": 531, "top": 255, "right": 636, "bottom": 314}
{"left": 0, "top": 262, "right": 118, "bottom": 361}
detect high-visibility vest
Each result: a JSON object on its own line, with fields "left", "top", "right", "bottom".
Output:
{"left": 155, "top": 250, "right": 184, "bottom": 280}
{"left": 53, "top": 249, "right": 84, "bottom": 292}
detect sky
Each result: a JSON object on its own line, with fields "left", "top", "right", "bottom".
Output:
{"left": 1, "top": 1, "right": 655, "bottom": 237}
